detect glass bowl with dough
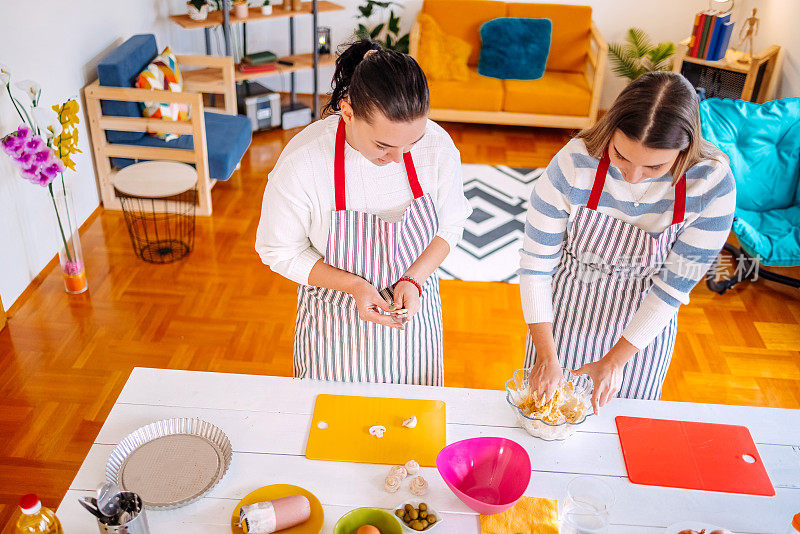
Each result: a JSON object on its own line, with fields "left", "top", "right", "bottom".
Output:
{"left": 505, "top": 367, "right": 593, "bottom": 441}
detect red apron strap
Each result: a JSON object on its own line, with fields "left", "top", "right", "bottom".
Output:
{"left": 590, "top": 148, "right": 686, "bottom": 223}
{"left": 334, "top": 117, "right": 424, "bottom": 209}
{"left": 587, "top": 150, "right": 610, "bottom": 210}
{"left": 334, "top": 118, "right": 347, "bottom": 211}
{"left": 403, "top": 151, "right": 424, "bottom": 199}
{"left": 672, "top": 174, "right": 687, "bottom": 225}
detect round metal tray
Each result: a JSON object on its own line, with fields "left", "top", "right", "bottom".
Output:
{"left": 106, "top": 418, "right": 232, "bottom": 510}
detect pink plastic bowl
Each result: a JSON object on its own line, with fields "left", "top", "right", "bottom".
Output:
{"left": 436, "top": 437, "right": 531, "bottom": 515}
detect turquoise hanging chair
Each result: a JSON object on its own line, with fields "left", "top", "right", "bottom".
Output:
{"left": 699, "top": 97, "right": 800, "bottom": 293}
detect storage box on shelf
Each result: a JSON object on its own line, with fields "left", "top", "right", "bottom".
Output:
{"left": 409, "top": 0, "right": 607, "bottom": 129}
{"left": 672, "top": 38, "right": 782, "bottom": 103}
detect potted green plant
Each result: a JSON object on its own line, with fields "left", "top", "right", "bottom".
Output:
{"left": 354, "top": 0, "right": 409, "bottom": 53}
{"left": 261, "top": 0, "right": 272, "bottom": 15}
{"left": 232, "top": 0, "right": 249, "bottom": 18}
{"left": 608, "top": 28, "right": 675, "bottom": 81}
{"left": 186, "top": 0, "right": 210, "bottom": 20}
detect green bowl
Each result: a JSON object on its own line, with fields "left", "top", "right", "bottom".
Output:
{"left": 333, "top": 507, "right": 404, "bottom": 534}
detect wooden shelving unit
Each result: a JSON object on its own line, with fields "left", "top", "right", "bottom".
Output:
{"left": 182, "top": 52, "right": 336, "bottom": 85}
{"left": 169, "top": 1, "right": 344, "bottom": 29}
{"left": 672, "top": 38, "right": 782, "bottom": 103}
{"left": 170, "top": 0, "right": 344, "bottom": 119}
{"left": 235, "top": 52, "right": 335, "bottom": 81}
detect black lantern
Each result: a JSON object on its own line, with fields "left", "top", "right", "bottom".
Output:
{"left": 317, "top": 26, "right": 331, "bottom": 55}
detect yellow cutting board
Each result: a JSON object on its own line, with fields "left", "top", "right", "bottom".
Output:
{"left": 305, "top": 394, "right": 446, "bottom": 467}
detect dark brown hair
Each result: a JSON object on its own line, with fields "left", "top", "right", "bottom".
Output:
{"left": 323, "top": 39, "right": 430, "bottom": 122}
{"left": 577, "top": 71, "right": 724, "bottom": 182}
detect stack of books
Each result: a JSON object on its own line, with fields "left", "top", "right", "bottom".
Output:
{"left": 687, "top": 11, "right": 735, "bottom": 61}
{"left": 239, "top": 51, "right": 278, "bottom": 74}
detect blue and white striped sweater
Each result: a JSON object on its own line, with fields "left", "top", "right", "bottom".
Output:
{"left": 520, "top": 138, "right": 736, "bottom": 350}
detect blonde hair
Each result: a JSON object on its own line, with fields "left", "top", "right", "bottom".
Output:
{"left": 577, "top": 71, "right": 725, "bottom": 183}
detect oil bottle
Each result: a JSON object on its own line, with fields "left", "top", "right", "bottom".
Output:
{"left": 14, "top": 494, "right": 63, "bottom": 534}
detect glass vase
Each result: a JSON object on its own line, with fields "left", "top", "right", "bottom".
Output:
{"left": 51, "top": 186, "right": 88, "bottom": 294}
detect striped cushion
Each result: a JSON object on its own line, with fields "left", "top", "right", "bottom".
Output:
{"left": 136, "top": 46, "right": 190, "bottom": 141}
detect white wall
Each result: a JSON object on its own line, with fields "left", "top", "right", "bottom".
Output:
{"left": 746, "top": 0, "right": 800, "bottom": 98}
{"left": 0, "top": 1, "right": 184, "bottom": 309}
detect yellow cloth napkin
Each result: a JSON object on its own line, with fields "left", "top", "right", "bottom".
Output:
{"left": 480, "top": 497, "right": 559, "bottom": 534}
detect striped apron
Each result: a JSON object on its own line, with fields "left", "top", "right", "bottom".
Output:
{"left": 524, "top": 151, "right": 687, "bottom": 400}
{"left": 293, "top": 118, "right": 443, "bottom": 385}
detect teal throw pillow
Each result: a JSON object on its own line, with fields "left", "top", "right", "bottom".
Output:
{"left": 478, "top": 17, "right": 552, "bottom": 80}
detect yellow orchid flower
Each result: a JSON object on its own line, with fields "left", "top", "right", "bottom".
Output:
{"left": 51, "top": 98, "right": 82, "bottom": 170}
{"left": 61, "top": 154, "right": 76, "bottom": 171}
{"left": 64, "top": 99, "right": 79, "bottom": 115}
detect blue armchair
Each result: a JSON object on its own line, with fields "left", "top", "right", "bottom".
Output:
{"left": 84, "top": 34, "right": 251, "bottom": 215}
{"left": 699, "top": 97, "right": 800, "bottom": 293}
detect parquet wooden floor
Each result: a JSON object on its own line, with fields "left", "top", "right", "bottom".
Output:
{"left": 1, "top": 119, "right": 799, "bottom": 528}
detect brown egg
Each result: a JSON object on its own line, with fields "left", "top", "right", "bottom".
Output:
{"left": 356, "top": 525, "right": 382, "bottom": 534}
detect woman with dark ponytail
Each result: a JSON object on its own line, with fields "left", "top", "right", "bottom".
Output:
{"left": 256, "top": 40, "right": 471, "bottom": 385}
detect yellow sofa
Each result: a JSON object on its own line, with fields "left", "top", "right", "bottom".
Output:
{"left": 409, "top": 0, "right": 607, "bottom": 129}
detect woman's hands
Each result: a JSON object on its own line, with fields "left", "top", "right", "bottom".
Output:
{"left": 526, "top": 323, "right": 563, "bottom": 400}
{"left": 572, "top": 356, "right": 625, "bottom": 415}
{"left": 528, "top": 354, "right": 565, "bottom": 401}
{"left": 351, "top": 278, "right": 421, "bottom": 329}
{"left": 573, "top": 341, "right": 636, "bottom": 414}
{"left": 309, "top": 260, "right": 405, "bottom": 329}
{"left": 351, "top": 280, "right": 405, "bottom": 329}
{"left": 392, "top": 280, "right": 422, "bottom": 325}
{"left": 527, "top": 322, "right": 638, "bottom": 415}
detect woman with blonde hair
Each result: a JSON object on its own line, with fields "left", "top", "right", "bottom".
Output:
{"left": 521, "top": 71, "right": 735, "bottom": 412}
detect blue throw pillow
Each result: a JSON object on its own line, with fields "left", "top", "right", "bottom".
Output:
{"left": 478, "top": 17, "right": 552, "bottom": 80}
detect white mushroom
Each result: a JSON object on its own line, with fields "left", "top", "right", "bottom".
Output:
{"left": 369, "top": 425, "right": 387, "bottom": 438}
{"left": 405, "top": 460, "right": 420, "bottom": 475}
{"left": 388, "top": 465, "right": 408, "bottom": 480}
{"left": 402, "top": 415, "right": 418, "bottom": 428}
{"left": 384, "top": 473, "right": 402, "bottom": 493}
{"left": 409, "top": 475, "right": 428, "bottom": 496}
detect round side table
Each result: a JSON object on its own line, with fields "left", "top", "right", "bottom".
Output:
{"left": 113, "top": 161, "right": 198, "bottom": 264}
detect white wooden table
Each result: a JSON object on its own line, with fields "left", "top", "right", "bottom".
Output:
{"left": 57, "top": 368, "right": 800, "bottom": 533}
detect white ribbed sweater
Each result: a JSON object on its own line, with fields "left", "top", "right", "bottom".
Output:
{"left": 255, "top": 115, "right": 472, "bottom": 285}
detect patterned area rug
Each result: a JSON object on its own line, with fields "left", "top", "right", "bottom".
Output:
{"left": 438, "top": 165, "right": 544, "bottom": 283}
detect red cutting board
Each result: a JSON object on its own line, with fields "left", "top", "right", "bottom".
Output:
{"left": 615, "top": 416, "right": 775, "bottom": 496}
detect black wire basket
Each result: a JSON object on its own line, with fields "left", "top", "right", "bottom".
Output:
{"left": 116, "top": 188, "right": 197, "bottom": 264}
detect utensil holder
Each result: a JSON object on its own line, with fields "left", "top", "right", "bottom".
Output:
{"left": 96, "top": 493, "right": 150, "bottom": 534}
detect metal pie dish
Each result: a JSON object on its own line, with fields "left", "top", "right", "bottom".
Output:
{"left": 106, "top": 417, "right": 233, "bottom": 510}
